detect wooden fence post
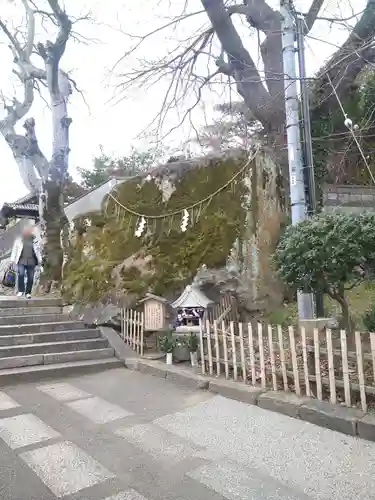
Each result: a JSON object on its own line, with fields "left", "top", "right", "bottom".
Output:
{"left": 257, "top": 323, "right": 266, "bottom": 389}
{"left": 120, "top": 308, "right": 124, "bottom": 341}
{"left": 313, "top": 327, "right": 323, "bottom": 400}
{"left": 248, "top": 323, "right": 256, "bottom": 386}
{"left": 230, "top": 321, "right": 238, "bottom": 381}
{"left": 277, "top": 325, "right": 288, "bottom": 392}
{"left": 239, "top": 322, "right": 246, "bottom": 383}
{"left": 326, "top": 328, "right": 336, "bottom": 404}
{"left": 267, "top": 325, "right": 277, "bottom": 390}
{"left": 355, "top": 330, "right": 367, "bottom": 412}
{"left": 213, "top": 321, "right": 221, "bottom": 377}
{"left": 199, "top": 320, "right": 205, "bottom": 375}
{"left": 289, "top": 326, "right": 300, "bottom": 396}
{"left": 140, "top": 311, "right": 144, "bottom": 356}
{"left": 206, "top": 320, "right": 214, "bottom": 376}
{"left": 300, "top": 326, "right": 310, "bottom": 397}
{"left": 370, "top": 331, "right": 375, "bottom": 385}
{"left": 340, "top": 329, "right": 351, "bottom": 407}
{"left": 221, "top": 322, "right": 229, "bottom": 379}
{"left": 127, "top": 309, "right": 130, "bottom": 347}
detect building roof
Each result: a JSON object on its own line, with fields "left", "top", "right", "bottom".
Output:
{"left": 171, "top": 283, "right": 213, "bottom": 309}
{"left": 138, "top": 293, "right": 168, "bottom": 304}
{"left": 64, "top": 177, "right": 132, "bottom": 222}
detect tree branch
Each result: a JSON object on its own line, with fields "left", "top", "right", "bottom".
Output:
{"left": 42, "top": 0, "right": 72, "bottom": 96}
{"left": 227, "top": 0, "right": 283, "bottom": 101}
{"left": 201, "top": 0, "right": 279, "bottom": 129}
{"left": 313, "top": 0, "right": 375, "bottom": 110}
{"left": 46, "top": 0, "right": 72, "bottom": 63}
{"left": 304, "top": 0, "right": 325, "bottom": 34}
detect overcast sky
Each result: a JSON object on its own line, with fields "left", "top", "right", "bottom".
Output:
{"left": 0, "top": 0, "right": 366, "bottom": 203}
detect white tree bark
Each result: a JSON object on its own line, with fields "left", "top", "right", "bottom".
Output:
{"left": 0, "top": 0, "right": 73, "bottom": 282}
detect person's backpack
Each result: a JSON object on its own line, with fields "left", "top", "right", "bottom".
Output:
{"left": 2, "top": 266, "right": 16, "bottom": 288}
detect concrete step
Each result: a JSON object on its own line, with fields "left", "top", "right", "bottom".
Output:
{"left": 0, "top": 329, "right": 101, "bottom": 346}
{"left": 0, "top": 347, "right": 115, "bottom": 369}
{"left": 0, "top": 321, "right": 85, "bottom": 335}
{"left": 0, "top": 306, "right": 62, "bottom": 317}
{"left": 0, "top": 314, "right": 73, "bottom": 326}
{"left": 44, "top": 348, "right": 115, "bottom": 364}
{"left": 0, "top": 297, "right": 62, "bottom": 309}
{"left": 0, "top": 357, "right": 123, "bottom": 386}
{"left": 0, "top": 338, "right": 108, "bottom": 358}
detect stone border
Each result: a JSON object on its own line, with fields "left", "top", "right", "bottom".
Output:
{"left": 125, "top": 358, "right": 375, "bottom": 442}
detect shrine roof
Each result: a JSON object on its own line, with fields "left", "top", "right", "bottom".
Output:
{"left": 171, "top": 283, "right": 213, "bottom": 309}
{"left": 138, "top": 293, "right": 168, "bottom": 304}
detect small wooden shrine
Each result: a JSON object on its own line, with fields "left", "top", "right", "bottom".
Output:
{"left": 138, "top": 293, "right": 168, "bottom": 332}
{"left": 171, "top": 282, "right": 213, "bottom": 332}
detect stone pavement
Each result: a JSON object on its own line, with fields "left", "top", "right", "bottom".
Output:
{"left": 1, "top": 369, "right": 375, "bottom": 500}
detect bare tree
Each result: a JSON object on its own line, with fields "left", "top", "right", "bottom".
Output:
{"left": 0, "top": 0, "right": 83, "bottom": 283}
{"left": 114, "top": 0, "right": 375, "bottom": 182}
{"left": 187, "top": 101, "right": 261, "bottom": 153}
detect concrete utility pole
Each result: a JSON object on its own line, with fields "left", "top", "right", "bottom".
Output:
{"left": 280, "top": 0, "right": 314, "bottom": 320}
{"left": 295, "top": 14, "right": 324, "bottom": 318}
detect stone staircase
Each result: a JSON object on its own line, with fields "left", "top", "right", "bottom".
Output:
{"left": 0, "top": 297, "right": 122, "bottom": 385}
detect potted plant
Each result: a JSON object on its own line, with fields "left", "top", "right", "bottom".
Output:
{"left": 187, "top": 333, "right": 199, "bottom": 366}
{"left": 159, "top": 333, "right": 175, "bottom": 365}
{"left": 173, "top": 336, "right": 190, "bottom": 362}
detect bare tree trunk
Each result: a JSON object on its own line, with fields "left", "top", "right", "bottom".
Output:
{"left": 337, "top": 295, "right": 352, "bottom": 333}
{"left": 0, "top": 1, "right": 73, "bottom": 287}
{"left": 41, "top": 70, "right": 72, "bottom": 283}
{"left": 43, "top": 181, "right": 64, "bottom": 282}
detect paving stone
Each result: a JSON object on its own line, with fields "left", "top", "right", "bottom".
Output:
{"left": 188, "top": 460, "right": 310, "bottom": 500}
{"left": 20, "top": 441, "right": 114, "bottom": 498}
{"left": 299, "top": 400, "right": 365, "bottom": 436}
{"left": 37, "top": 382, "right": 92, "bottom": 402}
{"left": 0, "top": 413, "right": 60, "bottom": 449}
{"left": 114, "top": 422, "right": 199, "bottom": 463}
{"left": 0, "top": 391, "right": 20, "bottom": 411}
{"left": 67, "top": 396, "right": 132, "bottom": 424}
{"left": 105, "top": 490, "right": 149, "bottom": 500}
{"left": 3, "top": 368, "right": 375, "bottom": 500}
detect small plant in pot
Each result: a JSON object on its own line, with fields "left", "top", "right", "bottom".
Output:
{"left": 159, "top": 333, "right": 175, "bottom": 365}
{"left": 187, "top": 333, "right": 199, "bottom": 367}
{"left": 173, "top": 336, "right": 190, "bottom": 362}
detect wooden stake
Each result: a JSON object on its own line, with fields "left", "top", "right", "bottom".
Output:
{"left": 248, "top": 323, "right": 256, "bottom": 386}
{"left": 239, "top": 322, "right": 246, "bottom": 383}
{"left": 277, "top": 325, "right": 288, "bottom": 392}
{"left": 258, "top": 323, "right": 266, "bottom": 389}
{"left": 230, "top": 321, "right": 238, "bottom": 381}
{"left": 289, "top": 326, "right": 300, "bottom": 396}
{"left": 267, "top": 325, "right": 277, "bottom": 390}
{"left": 340, "top": 329, "right": 351, "bottom": 407}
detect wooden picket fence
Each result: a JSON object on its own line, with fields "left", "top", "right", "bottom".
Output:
{"left": 208, "top": 293, "right": 239, "bottom": 325}
{"left": 120, "top": 308, "right": 144, "bottom": 355}
{"left": 199, "top": 320, "right": 375, "bottom": 412}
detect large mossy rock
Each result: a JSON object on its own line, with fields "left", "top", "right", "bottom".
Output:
{"left": 62, "top": 148, "right": 286, "bottom": 317}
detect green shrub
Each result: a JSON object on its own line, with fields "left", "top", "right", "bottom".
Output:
{"left": 363, "top": 305, "right": 375, "bottom": 332}
{"left": 186, "top": 333, "right": 199, "bottom": 352}
{"left": 158, "top": 333, "right": 175, "bottom": 353}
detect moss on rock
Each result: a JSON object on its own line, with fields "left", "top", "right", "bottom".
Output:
{"left": 63, "top": 152, "right": 251, "bottom": 303}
